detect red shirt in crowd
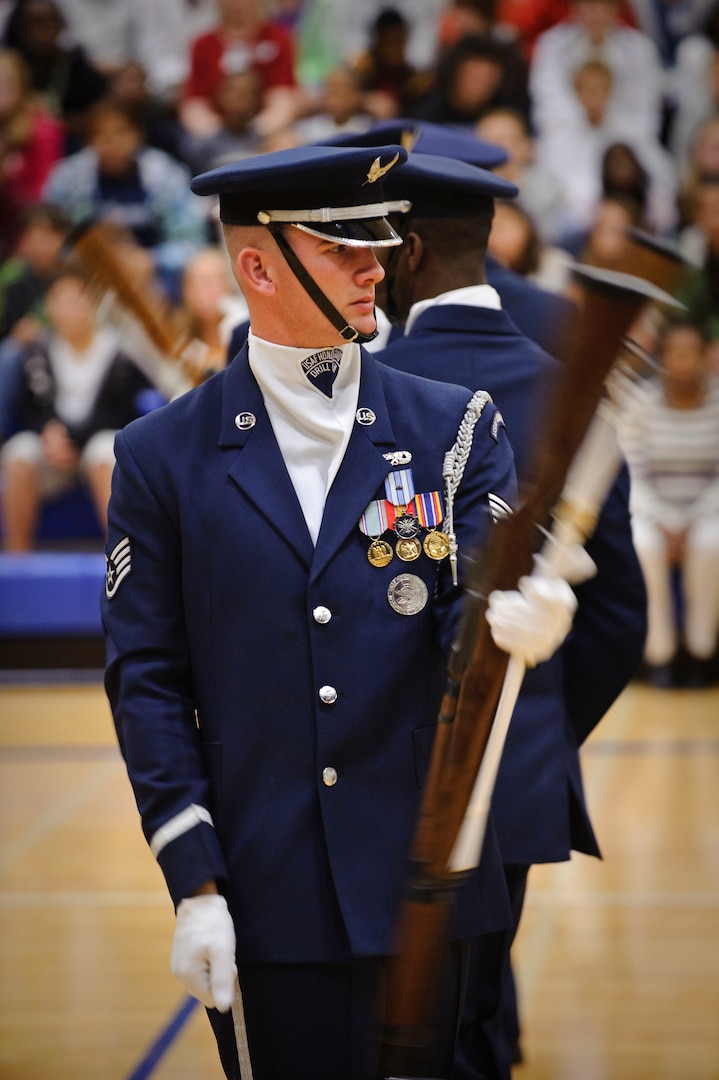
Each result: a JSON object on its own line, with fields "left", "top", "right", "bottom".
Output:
{"left": 5, "top": 110, "right": 65, "bottom": 204}
{"left": 184, "top": 22, "right": 296, "bottom": 104}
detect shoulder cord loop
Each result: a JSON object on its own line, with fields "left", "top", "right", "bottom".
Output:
{"left": 442, "top": 390, "right": 492, "bottom": 586}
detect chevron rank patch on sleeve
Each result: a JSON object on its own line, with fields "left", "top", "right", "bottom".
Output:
{"left": 105, "top": 536, "right": 133, "bottom": 599}
{"left": 488, "top": 492, "right": 513, "bottom": 523}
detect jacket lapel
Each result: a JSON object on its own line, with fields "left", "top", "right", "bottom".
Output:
{"left": 219, "top": 347, "right": 399, "bottom": 578}
{"left": 310, "top": 352, "right": 397, "bottom": 584}
{"left": 220, "top": 347, "right": 314, "bottom": 569}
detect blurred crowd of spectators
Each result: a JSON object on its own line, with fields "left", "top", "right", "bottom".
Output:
{"left": 0, "top": 0, "right": 718, "bottom": 681}
{"left": 4, "top": 0, "right": 719, "bottom": 332}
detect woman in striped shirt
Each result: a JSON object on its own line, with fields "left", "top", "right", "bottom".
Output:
{"left": 620, "top": 319, "right": 719, "bottom": 687}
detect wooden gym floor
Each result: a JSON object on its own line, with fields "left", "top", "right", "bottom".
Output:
{"left": 0, "top": 676, "right": 717, "bottom": 1079}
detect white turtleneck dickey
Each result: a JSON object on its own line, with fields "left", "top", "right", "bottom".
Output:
{"left": 247, "top": 331, "right": 362, "bottom": 545}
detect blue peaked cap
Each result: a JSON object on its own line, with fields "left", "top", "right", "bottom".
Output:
{"left": 381, "top": 151, "right": 518, "bottom": 218}
{"left": 319, "top": 118, "right": 509, "bottom": 170}
{"left": 191, "top": 143, "right": 409, "bottom": 246}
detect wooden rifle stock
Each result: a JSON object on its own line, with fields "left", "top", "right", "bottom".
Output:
{"left": 61, "top": 219, "right": 216, "bottom": 387}
{"left": 380, "top": 267, "right": 677, "bottom": 1078}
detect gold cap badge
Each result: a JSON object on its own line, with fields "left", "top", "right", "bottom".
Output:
{"left": 364, "top": 152, "right": 400, "bottom": 185}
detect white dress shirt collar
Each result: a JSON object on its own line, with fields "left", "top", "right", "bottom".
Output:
{"left": 404, "top": 284, "right": 502, "bottom": 336}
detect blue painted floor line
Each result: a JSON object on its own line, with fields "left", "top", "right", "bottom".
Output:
{"left": 124, "top": 994, "right": 199, "bottom": 1080}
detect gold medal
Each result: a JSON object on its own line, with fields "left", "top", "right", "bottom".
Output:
{"left": 423, "top": 530, "right": 451, "bottom": 561}
{"left": 367, "top": 538, "right": 393, "bottom": 567}
{"left": 396, "top": 536, "right": 422, "bottom": 562}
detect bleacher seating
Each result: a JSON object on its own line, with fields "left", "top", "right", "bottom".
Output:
{"left": 0, "top": 551, "right": 104, "bottom": 637}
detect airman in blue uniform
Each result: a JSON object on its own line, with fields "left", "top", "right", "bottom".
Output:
{"left": 102, "top": 144, "right": 577, "bottom": 1080}
{"left": 375, "top": 149, "right": 647, "bottom": 1079}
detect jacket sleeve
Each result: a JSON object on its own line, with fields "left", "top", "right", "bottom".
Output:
{"left": 562, "top": 463, "right": 647, "bottom": 744}
{"left": 102, "top": 425, "right": 229, "bottom": 907}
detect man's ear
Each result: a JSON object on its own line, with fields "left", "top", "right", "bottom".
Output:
{"left": 405, "top": 231, "right": 424, "bottom": 273}
{"left": 236, "top": 247, "right": 276, "bottom": 296}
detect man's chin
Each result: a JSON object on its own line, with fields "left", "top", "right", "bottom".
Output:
{"left": 346, "top": 309, "right": 377, "bottom": 339}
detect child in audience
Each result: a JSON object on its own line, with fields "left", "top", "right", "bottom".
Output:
{"left": 476, "top": 105, "right": 566, "bottom": 242}
{"left": 535, "top": 57, "right": 678, "bottom": 242}
{"left": 0, "top": 202, "right": 68, "bottom": 440}
{"left": 179, "top": 68, "right": 264, "bottom": 173}
{"left": 487, "top": 197, "right": 570, "bottom": 290}
{"left": 2, "top": 0, "right": 107, "bottom": 131}
{"left": 0, "top": 201, "right": 67, "bottom": 340}
{"left": 42, "top": 98, "right": 208, "bottom": 299}
{"left": 0, "top": 267, "right": 153, "bottom": 549}
{"left": 349, "top": 7, "right": 419, "bottom": 118}
{"left": 0, "top": 46, "right": 64, "bottom": 204}
{"left": 172, "top": 246, "right": 247, "bottom": 377}
{"left": 180, "top": 0, "right": 302, "bottom": 139}
{"left": 292, "top": 65, "right": 373, "bottom": 143}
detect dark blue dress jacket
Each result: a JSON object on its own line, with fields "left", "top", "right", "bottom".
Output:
{"left": 377, "top": 303, "right": 647, "bottom": 863}
{"left": 486, "top": 255, "right": 577, "bottom": 356}
{"left": 102, "top": 344, "right": 518, "bottom": 964}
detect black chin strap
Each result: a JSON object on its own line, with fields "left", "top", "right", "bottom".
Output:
{"left": 269, "top": 226, "right": 379, "bottom": 344}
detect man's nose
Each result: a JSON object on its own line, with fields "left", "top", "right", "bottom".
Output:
{"left": 356, "top": 248, "right": 385, "bottom": 283}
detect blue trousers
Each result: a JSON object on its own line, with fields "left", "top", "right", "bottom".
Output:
{"left": 208, "top": 943, "right": 471, "bottom": 1080}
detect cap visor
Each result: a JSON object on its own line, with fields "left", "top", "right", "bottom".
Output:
{"left": 293, "top": 217, "right": 402, "bottom": 247}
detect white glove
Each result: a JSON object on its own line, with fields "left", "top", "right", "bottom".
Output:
{"left": 170, "top": 893, "right": 237, "bottom": 1012}
{"left": 538, "top": 537, "right": 598, "bottom": 585}
{"left": 486, "top": 560, "right": 578, "bottom": 668}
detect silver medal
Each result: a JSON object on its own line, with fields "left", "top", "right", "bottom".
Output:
{"left": 387, "top": 573, "right": 428, "bottom": 616}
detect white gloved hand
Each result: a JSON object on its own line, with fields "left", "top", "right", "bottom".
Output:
{"left": 486, "top": 560, "right": 578, "bottom": 668}
{"left": 170, "top": 893, "right": 237, "bottom": 1012}
{"left": 538, "top": 537, "right": 598, "bottom": 585}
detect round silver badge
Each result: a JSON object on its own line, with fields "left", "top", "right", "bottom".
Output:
{"left": 387, "top": 573, "right": 428, "bottom": 616}
{"left": 356, "top": 407, "right": 376, "bottom": 426}
{"left": 235, "top": 412, "right": 256, "bottom": 430}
